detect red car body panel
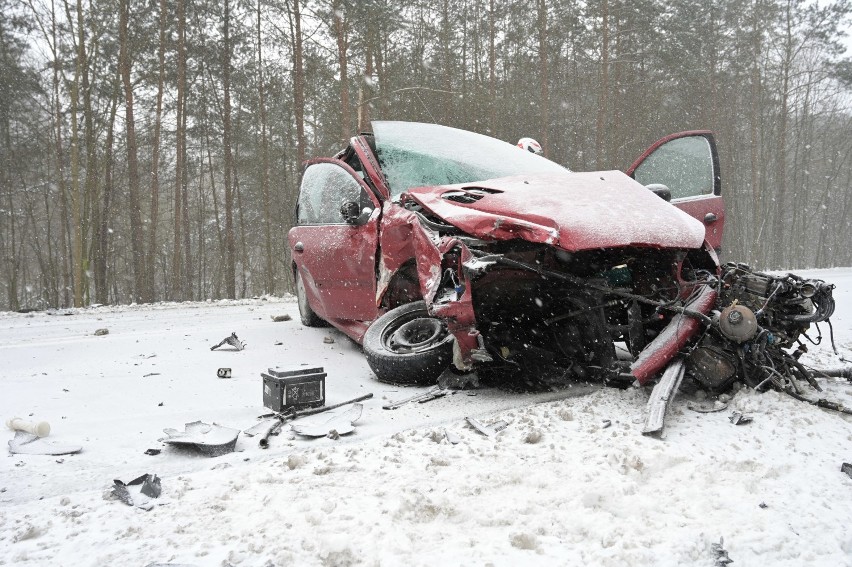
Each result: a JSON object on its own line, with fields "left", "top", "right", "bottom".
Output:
{"left": 629, "top": 284, "right": 718, "bottom": 385}
{"left": 406, "top": 171, "right": 706, "bottom": 252}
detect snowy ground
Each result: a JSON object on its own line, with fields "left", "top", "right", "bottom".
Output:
{"left": 1, "top": 269, "right": 851, "bottom": 567}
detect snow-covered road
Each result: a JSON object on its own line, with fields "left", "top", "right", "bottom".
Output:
{"left": 1, "top": 269, "right": 851, "bottom": 566}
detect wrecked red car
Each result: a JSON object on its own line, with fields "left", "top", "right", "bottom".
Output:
{"left": 289, "top": 122, "right": 834, "bottom": 395}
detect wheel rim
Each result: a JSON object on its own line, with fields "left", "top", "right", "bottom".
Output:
{"left": 385, "top": 317, "right": 447, "bottom": 354}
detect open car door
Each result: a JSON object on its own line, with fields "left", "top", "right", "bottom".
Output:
{"left": 626, "top": 131, "right": 725, "bottom": 252}
{"left": 288, "top": 158, "right": 382, "bottom": 340}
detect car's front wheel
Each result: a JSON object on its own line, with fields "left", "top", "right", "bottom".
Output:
{"left": 363, "top": 301, "right": 453, "bottom": 385}
{"left": 295, "top": 270, "right": 325, "bottom": 327}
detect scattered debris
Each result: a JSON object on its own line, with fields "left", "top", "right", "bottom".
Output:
{"left": 142, "top": 372, "right": 161, "bottom": 378}
{"left": 257, "top": 393, "right": 374, "bottom": 449}
{"left": 323, "top": 336, "right": 335, "bottom": 344}
{"left": 242, "top": 418, "right": 278, "bottom": 437}
{"left": 8, "top": 431, "right": 82, "bottom": 456}
{"left": 444, "top": 429, "right": 461, "bottom": 445}
{"left": 6, "top": 417, "right": 50, "bottom": 437}
{"left": 210, "top": 332, "right": 246, "bottom": 351}
{"left": 383, "top": 386, "right": 445, "bottom": 410}
{"left": 112, "top": 473, "right": 161, "bottom": 510}
{"left": 217, "top": 367, "right": 232, "bottom": 379}
{"left": 687, "top": 400, "right": 729, "bottom": 413}
{"left": 729, "top": 412, "right": 753, "bottom": 425}
{"left": 94, "top": 328, "right": 109, "bottom": 336}
{"left": 466, "top": 417, "right": 509, "bottom": 437}
{"left": 642, "top": 358, "right": 686, "bottom": 437}
{"left": 711, "top": 537, "right": 734, "bottom": 566}
{"left": 291, "top": 403, "right": 363, "bottom": 438}
{"left": 271, "top": 314, "right": 292, "bottom": 322}
{"left": 601, "top": 419, "right": 612, "bottom": 429}
{"left": 841, "top": 463, "right": 852, "bottom": 479}
{"left": 759, "top": 502, "right": 768, "bottom": 509}
{"left": 144, "top": 448, "right": 161, "bottom": 456}
{"left": 262, "top": 366, "right": 326, "bottom": 412}
{"left": 159, "top": 421, "right": 240, "bottom": 457}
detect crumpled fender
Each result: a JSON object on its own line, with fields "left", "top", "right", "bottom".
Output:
{"left": 630, "top": 283, "right": 717, "bottom": 386}
{"left": 375, "top": 202, "right": 480, "bottom": 367}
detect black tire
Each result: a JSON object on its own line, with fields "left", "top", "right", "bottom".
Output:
{"left": 363, "top": 301, "right": 454, "bottom": 385}
{"left": 295, "top": 270, "right": 325, "bottom": 327}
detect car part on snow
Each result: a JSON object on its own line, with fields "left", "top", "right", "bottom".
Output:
{"left": 7, "top": 431, "right": 82, "bottom": 455}
{"left": 6, "top": 417, "right": 50, "bottom": 437}
{"left": 444, "top": 429, "right": 461, "bottom": 444}
{"left": 466, "top": 416, "right": 509, "bottom": 437}
{"left": 809, "top": 366, "right": 852, "bottom": 382}
{"left": 686, "top": 400, "right": 729, "bottom": 413}
{"left": 144, "top": 448, "right": 161, "bottom": 456}
{"left": 682, "top": 265, "right": 845, "bottom": 409}
{"left": 711, "top": 537, "right": 734, "bottom": 566}
{"left": 160, "top": 421, "right": 240, "bottom": 457}
{"left": 257, "top": 393, "right": 374, "bottom": 448}
{"left": 112, "top": 473, "right": 161, "bottom": 511}
{"left": 291, "top": 403, "right": 364, "bottom": 437}
{"left": 642, "top": 358, "right": 686, "bottom": 436}
{"left": 363, "top": 301, "right": 454, "bottom": 385}
{"left": 271, "top": 314, "right": 292, "bottom": 322}
{"left": 261, "top": 366, "right": 326, "bottom": 412}
{"left": 729, "top": 412, "right": 753, "bottom": 425}
{"left": 210, "top": 332, "right": 246, "bottom": 351}
{"left": 382, "top": 385, "right": 446, "bottom": 409}
{"left": 841, "top": 463, "right": 852, "bottom": 479}
{"left": 217, "top": 367, "right": 232, "bottom": 379}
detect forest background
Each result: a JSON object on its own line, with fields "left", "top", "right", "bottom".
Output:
{"left": 1, "top": 0, "right": 851, "bottom": 310}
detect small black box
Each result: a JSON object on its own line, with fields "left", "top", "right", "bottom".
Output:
{"left": 262, "top": 366, "right": 326, "bottom": 412}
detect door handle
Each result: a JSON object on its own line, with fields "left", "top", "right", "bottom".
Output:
{"left": 704, "top": 213, "right": 717, "bottom": 224}
{"left": 294, "top": 242, "right": 304, "bottom": 253}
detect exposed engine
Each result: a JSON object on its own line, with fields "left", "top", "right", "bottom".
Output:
{"left": 687, "top": 263, "right": 836, "bottom": 394}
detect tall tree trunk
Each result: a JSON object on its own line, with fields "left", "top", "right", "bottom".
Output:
{"left": 290, "top": 0, "right": 306, "bottom": 169}
{"left": 171, "top": 0, "right": 186, "bottom": 299}
{"left": 489, "top": 0, "right": 496, "bottom": 136}
{"left": 119, "top": 0, "right": 146, "bottom": 303}
{"left": 222, "top": 0, "right": 236, "bottom": 298}
{"left": 50, "top": 0, "right": 71, "bottom": 307}
{"left": 333, "top": 0, "right": 350, "bottom": 143}
{"left": 258, "top": 0, "right": 274, "bottom": 294}
{"left": 68, "top": 0, "right": 85, "bottom": 307}
{"left": 595, "top": 0, "right": 610, "bottom": 169}
{"left": 537, "top": 0, "right": 549, "bottom": 157}
{"left": 146, "top": 0, "right": 167, "bottom": 302}
{"left": 93, "top": 85, "right": 119, "bottom": 305}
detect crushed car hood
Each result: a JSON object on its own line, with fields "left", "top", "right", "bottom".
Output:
{"left": 405, "top": 171, "right": 707, "bottom": 251}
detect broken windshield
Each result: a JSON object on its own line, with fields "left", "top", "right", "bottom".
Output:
{"left": 372, "top": 121, "right": 569, "bottom": 198}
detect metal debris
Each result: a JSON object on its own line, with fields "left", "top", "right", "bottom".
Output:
{"left": 841, "top": 463, "right": 852, "bottom": 479}
{"left": 466, "top": 417, "right": 509, "bottom": 437}
{"left": 210, "top": 332, "right": 246, "bottom": 351}
{"left": 711, "top": 537, "right": 734, "bottom": 566}
{"left": 94, "top": 328, "right": 109, "bottom": 336}
{"left": 383, "top": 386, "right": 446, "bottom": 410}
{"left": 642, "top": 358, "right": 686, "bottom": 436}
{"left": 160, "top": 421, "right": 240, "bottom": 457}
{"left": 217, "top": 367, "right": 232, "bottom": 379}
{"left": 8, "top": 431, "right": 82, "bottom": 456}
{"left": 112, "top": 473, "right": 161, "bottom": 511}
{"left": 729, "top": 412, "right": 753, "bottom": 425}
{"left": 687, "top": 400, "right": 729, "bottom": 413}
{"left": 291, "top": 403, "right": 364, "bottom": 438}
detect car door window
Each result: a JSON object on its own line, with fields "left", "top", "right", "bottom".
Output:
{"left": 633, "top": 136, "right": 715, "bottom": 200}
{"left": 297, "top": 162, "right": 370, "bottom": 225}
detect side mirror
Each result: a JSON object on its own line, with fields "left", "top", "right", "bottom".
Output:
{"left": 646, "top": 183, "right": 671, "bottom": 202}
{"left": 340, "top": 201, "right": 361, "bottom": 225}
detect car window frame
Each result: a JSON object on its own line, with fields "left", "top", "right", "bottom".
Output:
{"left": 295, "top": 158, "right": 380, "bottom": 227}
